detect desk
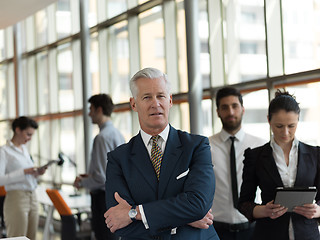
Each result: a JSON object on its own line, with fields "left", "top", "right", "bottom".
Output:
{"left": 36, "top": 186, "right": 91, "bottom": 240}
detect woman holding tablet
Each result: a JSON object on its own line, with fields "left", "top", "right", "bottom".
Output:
{"left": 0, "top": 116, "right": 47, "bottom": 240}
{"left": 238, "top": 89, "right": 320, "bottom": 240}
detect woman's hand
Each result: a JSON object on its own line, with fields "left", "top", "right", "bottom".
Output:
{"left": 24, "top": 166, "right": 47, "bottom": 176}
{"left": 24, "top": 167, "right": 38, "bottom": 176}
{"left": 293, "top": 204, "right": 320, "bottom": 219}
{"left": 37, "top": 166, "right": 47, "bottom": 175}
{"left": 253, "top": 200, "right": 287, "bottom": 219}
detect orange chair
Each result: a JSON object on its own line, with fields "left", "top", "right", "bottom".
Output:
{"left": 46, "top": 189, "right": 90, "bottom": 240}
{"left": 0, "top": 186, "right": 6, "bottom": 197}
{"left": 0, "top": 186, "right": 6, "bottom": 237}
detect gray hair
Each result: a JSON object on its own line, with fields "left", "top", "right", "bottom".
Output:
{"left": 129, "top": 67, "right": 171, "bottom": 98}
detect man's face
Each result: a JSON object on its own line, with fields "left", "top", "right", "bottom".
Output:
{"left": 130, "top": 77, "right": 172, "bottom": 135}
{"left": 88, "top": 104, "right": 99, "bottom": 124}
{"left": 217, "top": 95, "right": 244, "bottom": 133}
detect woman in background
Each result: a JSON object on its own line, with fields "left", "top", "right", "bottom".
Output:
{"left": 238, "top": 89, "right": 320, "bottom": 240}
{"left": 0, "top": 116, "right": 47, "bottom": 240}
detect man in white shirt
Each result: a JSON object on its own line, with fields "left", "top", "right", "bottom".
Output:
{"left": 209, "top": 87, "right": 266, "bottom": 240}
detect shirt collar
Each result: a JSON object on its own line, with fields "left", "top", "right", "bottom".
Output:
{"left": 219, "top": 127, "right": 245, "bottom": 143}
{"left": 270, "top": 135, "right": 299, "bottom": 150}
{"left": 140, "top": 124, "right": 170, "bottom": 146}
{"left": 99, "top": 120, "right": 112, "bottom": 131}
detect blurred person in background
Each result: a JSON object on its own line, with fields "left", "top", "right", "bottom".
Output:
{"left": 74, "top": 93, "right": 125, "bottom": 240}
{"left": 0, "top": 116, "right": 47, "bottom": 240}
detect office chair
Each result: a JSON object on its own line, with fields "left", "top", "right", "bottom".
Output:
{"left": 46, "top": 189, "right": 91, "bottom": 240}
{"left": 0, "top": 186, "right": 6, "bottom": 237}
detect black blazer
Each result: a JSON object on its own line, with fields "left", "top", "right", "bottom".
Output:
{"left": 238, "top": 142, "right": 320, "bottom": 240}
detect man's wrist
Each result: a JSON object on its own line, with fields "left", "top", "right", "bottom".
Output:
{"left": 135, "top": 206, "right": 141, "bottom": 220}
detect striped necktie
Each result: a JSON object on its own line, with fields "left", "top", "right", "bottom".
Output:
{"left": 151, "top": 135, "right": 163, "bottom": 180}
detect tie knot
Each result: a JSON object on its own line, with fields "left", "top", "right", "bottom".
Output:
{"left": 151, "top": 135, "right": 160, "bottom": 143}
{"left": 230, "top": 136, "right": 235, "bottom": 143}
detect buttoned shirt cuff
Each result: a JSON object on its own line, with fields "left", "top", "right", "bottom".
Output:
{"left": 139, "top": 205, "right": 149, "bottom": 229}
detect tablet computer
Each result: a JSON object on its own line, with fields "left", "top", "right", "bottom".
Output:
{"left": 274, "top": 187, "right": 317, "bottom": 212}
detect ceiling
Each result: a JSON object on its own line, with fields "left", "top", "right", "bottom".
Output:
{"left": 0, "top": 0, "right": 57, "bottom": 29}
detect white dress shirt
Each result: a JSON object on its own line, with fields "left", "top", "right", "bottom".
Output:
{"left": 209, "top": 128, "right": 266, "bottom": 224}
{"left": 270, "top": 136, "right": 299, "bottom": 240}
{"left": 139, "top": 124, "right": 170, "bottom": 229}
{"left": 0, "top": 140, "right": 37, "bottom": 191}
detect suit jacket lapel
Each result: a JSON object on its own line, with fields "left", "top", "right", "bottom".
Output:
{"left": 131, "top": 133, "right": 158, "bottom": 192}
{"left": 261, "top": 143, "right": 283, "bottom": 186}
{"left": 158, "top": 126, "right": 182, "bottom": 199}
{"left": 294, "top": 142, "right": 309, "bottom": 186}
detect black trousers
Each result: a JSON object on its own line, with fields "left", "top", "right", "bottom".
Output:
{"left": 90, "top": 190, "right": 117, "bottom": 240}
{"left": 213, "top": 221, "right": 255, "bottom": 240}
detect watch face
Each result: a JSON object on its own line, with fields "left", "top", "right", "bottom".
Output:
{"left": 129, "top": 209, "right": 137, "bottom": 218}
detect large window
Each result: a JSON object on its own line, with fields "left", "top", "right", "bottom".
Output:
{"left": 1, "top": 0, "right": 320, "bottom": 185}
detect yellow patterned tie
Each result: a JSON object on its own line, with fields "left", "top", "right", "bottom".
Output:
{"left": 151, "top": 135, "right": 163, "bottom": 180}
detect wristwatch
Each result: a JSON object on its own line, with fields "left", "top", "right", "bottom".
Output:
{"left": 128, "top": 205, "right": 137, "bottom": 222}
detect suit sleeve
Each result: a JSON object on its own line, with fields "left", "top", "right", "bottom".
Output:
{"left": 105, "top": 149, "right": 152, "bottom": 237}
{"left": 238, "top": 147, "right": 259, "bottom": 222}
{"left": 142, "top": 137, "right": 215, "bottom": 233}
{"left": 315, "top": 146, "right": 320, "bottom": 205}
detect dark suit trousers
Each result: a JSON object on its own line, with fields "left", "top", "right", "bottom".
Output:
{"left": 90, "top": 190, "right": 117, "bottom": 240}
{"left": 213, "top": 221, "right": 254, "bottom": 240}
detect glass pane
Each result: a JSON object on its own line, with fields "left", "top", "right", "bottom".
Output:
{"left": 56, "top": 0, "right": 72, "bottom": 39}
{"left": 57, "top": 45, "right": 74, "bottom": 111}
{"left": 284, "top": 84, "right": 320, "bottom": 146}
{"left": 25, "top": 16, "right": 36, "bottom": 52}
{"left": 0, "top": 122, "right": 10, "bottom": 146}
{"left": 91, "top": 34, "right": 100, "bottom": 95}
{"left": 60, "top": 117, "right": 77, "bottom": 183}
{"left": 107, "top": 0, "right": 127, "bottom": 19}
{"left": 0, "top": 65, "right": 7, "bottom": 118}
{"left": 242, "top": 89, "right": 269, "bottom": 140}
{"left": 139, "top": 6, "right": 165, "bottom": 72}
{"left": 169, "top": 103, "right": 190, "bottom": 132}
{"left": 282, "top": 0, "right": 320, "bottom": 74}
{"left": 199, "top": 0, "right": 210, "bottom": 89}
{"left": 202, "top": 99, "right": 213, "bottom": 136}
{"left": 37, "top": 52, "right": 49, "bottom": 115}
{"left": 27, "top": 56, "right": 38, "bottom": 115}
{"left": 89, "top": 0, "right": 98, "bottom": 27}
{"left": 7, "top": 63, "right": 15, "bottom": 118}
{"left": 176, "top": 1, "right": 188, "bottom": 93}
{"left": 0, "top": 30, "right": 5, "bottom": 60}
{"left": 113, "top": 111, "right": 132, "bottom": 142}
{"left": 35, "top": 9, "right": 48, "bottom": 47}
{"left": 37, "top": 120, "right": 52, "bottom": 183}
{"left": 108, "top": 21, "right": 130, "bottom": 104}
{"left": 223, "top": 0, "right": 267, "bottom": 83}
{"left": 5, "top": 27, "right": 14, "bottom": 59}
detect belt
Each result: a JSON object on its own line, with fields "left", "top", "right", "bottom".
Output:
{"left": 90, "top": 189, "right": 105, "bottom": 195}
{"left": 213, "top": 221, "right": 254, "bottom": 232}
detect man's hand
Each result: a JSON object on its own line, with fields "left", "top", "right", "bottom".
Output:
{"left": 104, "top": 192, "right": 132, "bottom": 233}
{"left": 188, "top": 209, "right": 213, "bottom": 229}
{"left": 73, "top": 176, "right": 83, "bottom": 189}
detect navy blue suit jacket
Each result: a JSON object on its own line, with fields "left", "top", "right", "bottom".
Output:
{"left": 105, "top": 126, "right": 219, "bottom": 240}
{"left": 238, "top": 142, "right": 320, "bottom": 240}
